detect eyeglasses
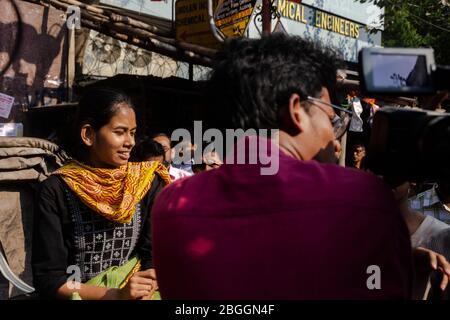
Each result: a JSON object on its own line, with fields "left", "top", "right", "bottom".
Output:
{"left": 306, "top": 96, "right": 352, "bottom": 139}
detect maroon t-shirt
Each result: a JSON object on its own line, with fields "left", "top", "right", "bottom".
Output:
{"left": 152, "top": 142, "right": 412, "bottom": 299}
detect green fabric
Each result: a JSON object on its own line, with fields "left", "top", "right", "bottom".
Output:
{"left": 70, "top": 256, "right": 160, "bottom": 300}
{"left": 86, "top": 256, "right": 139, "bottom": 288}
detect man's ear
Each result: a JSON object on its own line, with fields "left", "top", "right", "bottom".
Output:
{"left": 280, "top": 93, "right": 306, "bottom": 135}
{"left": 80, "top": 124, "right": 95, "bottom": 147}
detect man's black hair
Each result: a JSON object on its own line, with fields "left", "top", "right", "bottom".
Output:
{"left": 150, "top": 132, "right": 170, "bottom": 140}
{"left": 131, "top": 139, "right": 165, "bottom": 162}
{"left": 205, "top": 34, "right": 343, "bottom": 131}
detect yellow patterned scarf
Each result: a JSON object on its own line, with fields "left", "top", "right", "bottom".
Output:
{"left": 53, "top": 160, "right": 171, "bottom": 223}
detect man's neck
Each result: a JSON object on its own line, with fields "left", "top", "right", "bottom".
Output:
{"left": 277, "top": 131, "right": 304, "bottom": 161}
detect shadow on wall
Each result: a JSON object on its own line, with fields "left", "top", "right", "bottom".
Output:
{"left": 0, "top": 4, "right": 67, "bottom": 112}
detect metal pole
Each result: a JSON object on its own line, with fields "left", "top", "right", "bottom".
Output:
{"left": 339, "top": 131, "right": 347, "bottom": 167}
{"left": 189, "top": 63, "right": 194, "bottom": 81}
{"left": 262, "top": 0, "right": 272, "bottom": 35}
{"left": 207, "top": 0, "right": 225, "bottom": 42}
{"left": 67, "top": 28, "right": 75, "bottom": 102}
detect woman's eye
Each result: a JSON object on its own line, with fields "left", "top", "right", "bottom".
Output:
{"left": 114, "top": 130, "right": 125, "bottom": 135}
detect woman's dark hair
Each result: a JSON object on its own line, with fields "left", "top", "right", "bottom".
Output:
{"left": 62, "top": 87, "right": 135, "bottom": 159}
{"left": 149, "top": 132, "right": 174, "bottom": 147}
{"left": 352, "top": 143, "right": 366, "bottom": 152}
{"left": 77, "top": 87, "right": 134, "bottom": 131}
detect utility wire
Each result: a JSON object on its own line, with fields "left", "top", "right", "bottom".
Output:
{"left": 408, "top": 12, "right": 450, "bottom": 33}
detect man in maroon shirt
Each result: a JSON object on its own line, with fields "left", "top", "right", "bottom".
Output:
{"left": 151, "top": 34, "right": 413, "bottom": 299}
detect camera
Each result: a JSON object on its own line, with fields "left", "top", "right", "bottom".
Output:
{"left": 358, "top": 47, "right": 450, "bottom": 182}
{"left": 365, "top": 107, "right": 450, "bottom": 182}
{"left": 359, "top": 47, "right": 450, "bottom": 95}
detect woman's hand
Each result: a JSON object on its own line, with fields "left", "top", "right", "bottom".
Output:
{"left": 147, "top": 268, "right": 159, "bottom": 291}
{"left": 117, "top": 269, "right": 157, "bottom": 300}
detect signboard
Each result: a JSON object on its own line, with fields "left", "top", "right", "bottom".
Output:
{"left": 101, "top": 0, "right": 173, "bottom": 20}
{"left": 246, "top": 0, "right": 382, "bottom": 62}
{"left": 215, "top": 0, "right": 257, "bottom": 37}
{"left": 175, "top": 0, "right": 220, "bottom": 48}
{"left": 175, "top": 0, "right": 257, "bottom": 48}
{"left": 301, "top": 0, "right": 384, "bottom": 29}
{"left": 277, "top": 0, "right": 362, "bottom": 39}
{"left": 0, "top": 92, "right": 14, "bottom": 119}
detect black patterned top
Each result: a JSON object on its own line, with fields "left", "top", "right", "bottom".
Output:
{"left": 32, "top": 174, "right": 164, "bottom": 298}
{"left": 65, "top": 189, "right": 143, "bottom": 282}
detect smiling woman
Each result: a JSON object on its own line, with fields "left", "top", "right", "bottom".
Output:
{"left": 32, "top": 87, "right": 172, "bottom": 300}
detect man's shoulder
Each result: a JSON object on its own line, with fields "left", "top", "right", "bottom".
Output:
{"left": 297, "top": 160, "right": 389, "bottom": 191}
{"left": 154, "top": 161, "right": 392, "bottom": 212}
{"left": 152, "top": 170, "right": 201, "bottom": 216}
{"left": 273, "top": 160, "right": 397, "bottom": 216}
{"left": 157, "top": 168, "right": 205, "bottom": 196}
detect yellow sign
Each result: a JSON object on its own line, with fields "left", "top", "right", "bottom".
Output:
{"left": 215, "top": 0, "right": 257, "bottom": 37}
{"left": 176, "top": 0, "right": 257, "bottom": 48}
{"left": 176, "top": 0, "right": 220, "bottom": 48}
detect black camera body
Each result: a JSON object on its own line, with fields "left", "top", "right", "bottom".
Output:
{"left": 366, "top": 107, "right": 450, "bottom": 182}
{"left": 358, "top": 47, "right": 450, "bottom": 182}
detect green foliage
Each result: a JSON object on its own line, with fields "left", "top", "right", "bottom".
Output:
{"left": 358, "top": 0, "right": 450, "bottom": 64}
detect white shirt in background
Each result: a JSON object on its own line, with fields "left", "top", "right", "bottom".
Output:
{"left": 411, "top": 215, "right": 450, "bottom": 248}
{"left": 169, "top": 165, "right": 193, "bottom": 181}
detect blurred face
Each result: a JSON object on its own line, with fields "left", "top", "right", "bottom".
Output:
{"left": 353, "top": 146, "right": 366, "bottom": 163}
{"left": 82, "top": 104, "right": 136, "bottom": 168}
{"left": 203, "top": 151, "right": 223, "bottom": 171}
{"left": 153, "top": 135, "right": 172, "bottom": 163}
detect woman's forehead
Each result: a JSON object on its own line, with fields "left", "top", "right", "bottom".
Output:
{"left": 109, "top": 105, "right": 136, "bottom": 126}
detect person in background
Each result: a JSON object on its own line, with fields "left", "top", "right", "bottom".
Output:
{"left": 151, "top": 133, "right": 192, "bottom": 181}
{"left": 131, "top": 138, "right": 166, "bottom": 163}
{"left": 351, "top": 143, "right": 366, "bottom": 170}
{"left": 426, "top": 182, "right": 450, "bottom": 266}
{"left": 395, "top": 183, "right": 450, "bottom": 248}
{"left": 391, "top": 181, "right": 450, "bottom": 299}
{"left": 409, "top": 180, "right": 450, "bottom": 225}
{"left": 171, "top": 140, "right": 196, "bottom": 174}
{"left": 151, "top": 133, "right": 174, "bottom": 165}
{"left": 192, "top": 141, "right": 223, "bottom": 174}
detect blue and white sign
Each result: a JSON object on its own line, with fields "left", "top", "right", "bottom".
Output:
{"left": 247, "top": 0, "right": 384, "bottom": 62}
{"left": 100, "top": 0, "right": 173, "bottom": 20}
{"left": 301, "top": 0, "right": 384, "bottom": 29}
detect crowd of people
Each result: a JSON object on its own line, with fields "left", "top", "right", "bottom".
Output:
{"left": 31, "top": 34, "right": 450, "bottom": 300}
